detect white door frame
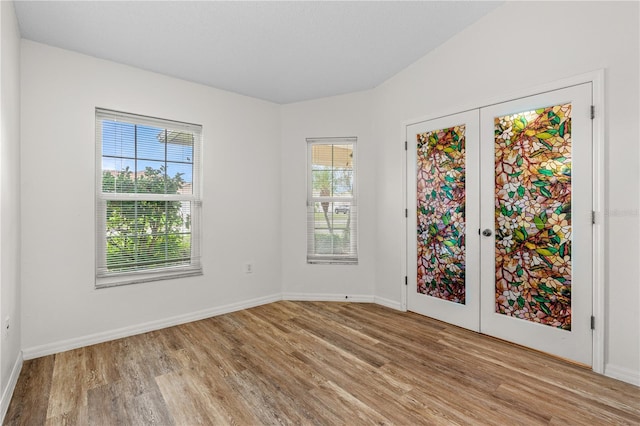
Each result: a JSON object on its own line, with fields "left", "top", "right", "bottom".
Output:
{"left": 401, "top": 70, "right": 605, "bottom": 374}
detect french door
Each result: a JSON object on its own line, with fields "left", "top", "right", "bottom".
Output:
{"left": 406, "top": 110, "right": 480, "bottom": 332}
{"left": 407, "top": 83, "right": 593, "bottom": 365}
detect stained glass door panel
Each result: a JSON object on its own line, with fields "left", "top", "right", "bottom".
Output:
{"left": 480, "top": 84, "right": 593, "bottom": 366}
{"left": 417, "top": 125, "right": 467, "bottom": 303}
{"left": 493, "top": 104, "right": 573, "bottom": 328}
{"left": 407, "top": 110, "right": 480, "bottom": 332}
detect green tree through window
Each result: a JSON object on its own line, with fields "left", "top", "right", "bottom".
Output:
{"left": 102, "top": 166, "right": 191, "bottom": 272}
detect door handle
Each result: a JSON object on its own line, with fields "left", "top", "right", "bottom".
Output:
{"left": 482, "top": 229, "right": 492, "bottom": 237}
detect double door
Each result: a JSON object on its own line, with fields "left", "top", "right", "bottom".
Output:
{"left": 406, "top": 84, "right": 593, "bottom": 365}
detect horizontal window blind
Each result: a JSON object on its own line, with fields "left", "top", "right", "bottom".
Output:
{"left": 306, "top": 138, "right": 358, "bottom": 264}
{"left": 96, "top": 108, "right": 202, "bottom": 287}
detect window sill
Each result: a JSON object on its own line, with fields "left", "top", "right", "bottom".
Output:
{"left": 96, "top": 266, "right": 202, "bottom": 289}
{"left": 307, "top": 258, "right": 358, "bottom": 265}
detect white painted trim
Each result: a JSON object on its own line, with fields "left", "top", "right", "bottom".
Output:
{"left": 22, "top": 294, "right": 281, "bottom": 360}
{"left": 0, "top": 351, "right": 23, "bottom": 423}
{"left": 402, "top": 70, "right": 606, "bottom": 129}
{"left": 401, "top": 126, "right": 408, "bottom": 312}
{"left": 282, "top": 293, "right": 374, "bottom": 303}
{"left": 591, "top": 69, "right": 606, "bottom": 375}
{"left": 604, "top": 363, "right": 640, "bottom": 387}
{"left": 402, "top": 70, "right": 606, "bottom": 372}
{"left": 374, "top": 296, "right": 404, "bottom": 311}
{"left": 21, "top": 294, "right": 401, "bottom": 361}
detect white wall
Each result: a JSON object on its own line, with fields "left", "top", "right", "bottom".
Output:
{"left": 280, "top": 91, "right": 380, "bottom": 304}
{"left": 373, "top": 1, "right": 639, "bottom": 383}
{"left": 20, "top": 41, "right": 282, "bottom": 355}
{"left": 0, "top": 0, "right": 22, "bottom": 415}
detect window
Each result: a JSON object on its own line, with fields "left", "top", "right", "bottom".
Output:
{"left": 96, "top": 109, "right": 202, "bottom": 287}
{"left": 307, "top": 138, "right": 357, "bottom": 264}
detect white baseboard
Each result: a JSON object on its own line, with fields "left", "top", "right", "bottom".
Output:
{"left": 604, "top": 363, "right": 640, "bottom": 387}
{"left": 22, "top": 294, "right": 282, "bottom": 360}
{"left": 281, "top": 292, "right": 403, "bottom": 311}
{"left": 374, "top": 296, "right": 404, "bottom": 311}
{"left": 20, "top": 293, "right": 438, "bottom": 362}
{"left": 22, "top": 293, "right": 391, "bottom": 360}
{"left": 282, "top": 292, "right": 374, "bottom": 303}
{"left": 0, "top": 351, "right": 23, "bottom": 423}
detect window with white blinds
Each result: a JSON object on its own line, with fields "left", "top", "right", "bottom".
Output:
{"left": 96, "top": 108, "right": 202, "bottom": 287}
{"left": 307, "top": 138, "right": 358, "bottom": 264}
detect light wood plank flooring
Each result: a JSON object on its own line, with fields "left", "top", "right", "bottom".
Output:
{"left": 4, "top": 301, "right": 639, "bottom": 425}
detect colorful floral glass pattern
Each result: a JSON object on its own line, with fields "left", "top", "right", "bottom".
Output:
{"left": 494, "top": 103, "right": 572, "bottom": 330}
{"left": 416, "top": 125, "right": 466, "bottom": 304}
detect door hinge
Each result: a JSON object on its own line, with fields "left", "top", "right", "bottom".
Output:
{"left": 592, "top": 211, "right": 596, "bottom": 224}
{"left": 405, "top": 140, "right": 408, "bottom": 151}
{"left": 590, "top": 315, "right": 595, "bottom": 330}
{"left": 590, "top": 105, "right": 595, "bottom": 119}
{"left": 405, "top": 276, "right": 408, "bottom": 286}
{"left": 405, "top": 208, "right": 408, "bottom": 218}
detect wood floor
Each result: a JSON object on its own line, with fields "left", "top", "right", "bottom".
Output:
{"left": 4, "top": 301, "right": 639, "bottom": 425}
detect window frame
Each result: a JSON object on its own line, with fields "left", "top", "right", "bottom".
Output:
{"left": 306, "top": 137, "right": 358, "bottom": 264}
{"left": 95, "top": 108, "right": 203, "bottom": 288}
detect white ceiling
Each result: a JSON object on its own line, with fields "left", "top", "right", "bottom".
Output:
{"left": 14, "top": 1, "right": 502, "bottom": 104}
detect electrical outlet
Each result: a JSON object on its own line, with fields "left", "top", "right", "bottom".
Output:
{"left": 243, "top": 262, "right": 254, "bottom": 274}
{"left": 3, "top": 316, "right": 10, "bottom": 339}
